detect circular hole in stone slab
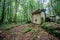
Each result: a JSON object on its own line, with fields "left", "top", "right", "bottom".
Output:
{"left": 35, "top": 19, "right": 37, "bottom": 22}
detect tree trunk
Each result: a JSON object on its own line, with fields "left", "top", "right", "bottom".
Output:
{"left": 0, "top": 0, "right": 5, "bottom": 24}
{"left": 14, "top": 0, "right": 18, "bottom": 23}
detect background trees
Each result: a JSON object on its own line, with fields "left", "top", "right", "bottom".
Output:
{"left": 0, "top": 0, "right": 60, "bottom": 25}
{"left": 0, "top": 0, "right": 43, "bottom": 25}
{"left": 47, "top": 0, "right": 60, "bottom": 16}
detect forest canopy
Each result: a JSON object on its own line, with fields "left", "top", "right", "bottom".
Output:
{"left": 0, "top": 0, "right": 60, "bottom": 25}
{"left": 0, "top": 0, "right": 43, "bottom": 24}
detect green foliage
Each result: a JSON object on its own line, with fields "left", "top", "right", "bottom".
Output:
{"left": 33, "top": 28, "right": 39, "bottom": 34}
{"left": 23, "top": 27, "right": 32, "bottom": 34}
{"left": 0, "top": 0, "right": 43, "bottom": 25}
{"left": 48, "top": 0, "right": 60, "bottom": 16}
{"left": 56, "top": 19, "right": 60, "bottom": 24}
{"left": 0, "top": 23, "right": 23, "bottom": 30}
{"left": 41, "top": 23, "right": 60, "bottom": 38}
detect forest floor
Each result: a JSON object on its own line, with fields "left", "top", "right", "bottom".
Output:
{"left": 0, "top": 23, "right": 60, "bottom": 40}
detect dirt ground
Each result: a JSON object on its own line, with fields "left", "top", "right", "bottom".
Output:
{"left": 0, "top": 23, "right": 60, "bottom": 40}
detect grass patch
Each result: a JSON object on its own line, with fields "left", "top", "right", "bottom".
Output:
{"left": 0, "top": 23, "right": 21, "bottom": 30}
{"left": 23, "top": 27, "right": 32, "bottom": 34}
{"left": 33, "top": 28, "right": 39, "bottom": 34}
{"left": 11, "top": 32, "right": 18, "bottom": 37}
{"left": 0, "top": 21, "right": 27, "bottom": 30}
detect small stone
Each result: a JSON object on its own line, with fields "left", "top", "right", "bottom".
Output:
{"left": 38, "top": 36, "right": 40, "bottom": 38}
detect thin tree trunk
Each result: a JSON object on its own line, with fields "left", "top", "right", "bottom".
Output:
{"left": 0, "top": 0, "right": 5, "bottom": 24}
{"left": 14, "top": 0, "right": 18, "bottom": 23}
